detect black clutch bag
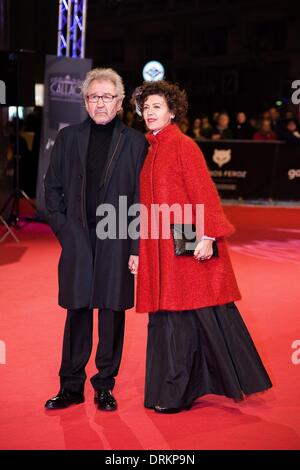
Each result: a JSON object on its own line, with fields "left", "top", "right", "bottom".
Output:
{"left": 170, "top": 224, "right": 218, "bottom": 257}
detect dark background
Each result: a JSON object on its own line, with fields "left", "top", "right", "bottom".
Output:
{"left": 1, "top": 0, "right": 300, "bottom": 117}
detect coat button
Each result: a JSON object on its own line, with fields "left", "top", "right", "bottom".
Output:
{"left": 78, "top": 174, "right": 83, "bottom": 179}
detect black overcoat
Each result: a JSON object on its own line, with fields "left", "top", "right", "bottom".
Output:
{"left": 44, "top": 117, "right": 148, "bottom": 310}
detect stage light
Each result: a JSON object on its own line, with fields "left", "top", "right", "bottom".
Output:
{"left": 8, "top": 106, "right": 24, "bottom": 120}
{"left": 142, "top": 60, "right": 165, "bottom": 81}
{"left": 35, "top": 84, "right": 44, "bottom": 107}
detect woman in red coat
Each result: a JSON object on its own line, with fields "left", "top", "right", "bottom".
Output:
{"left": 132, "top": 81, "right": 272, "bottom": 413}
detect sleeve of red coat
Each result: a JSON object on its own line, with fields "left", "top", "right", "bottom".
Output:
{"left": 178, "top": 136, "right": 235, "bottom": 238}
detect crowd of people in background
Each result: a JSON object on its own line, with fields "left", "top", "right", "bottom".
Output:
{"left": 1, "top": 104, "right": 299, "bottom": 203}
{"left": 124, "top": 106, "right": 300, "bottom": 144}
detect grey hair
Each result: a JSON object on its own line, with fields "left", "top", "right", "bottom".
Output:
{"left": 82, "top": 68, "right": 125, "bottom": 99}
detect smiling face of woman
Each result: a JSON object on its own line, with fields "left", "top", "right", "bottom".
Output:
{"left": 142, "top": 94, "right": 174, "bottom": 133}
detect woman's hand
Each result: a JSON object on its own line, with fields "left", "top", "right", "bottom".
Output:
{"left": 194, "top": 239, "right": 213, "bottom": 261}
{"left": 128, "top": 255, "right": 139, "bottom": 275}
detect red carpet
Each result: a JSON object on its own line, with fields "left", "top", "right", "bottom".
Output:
{"left": 0, "top": 205, "right": 300, "bottom": 450}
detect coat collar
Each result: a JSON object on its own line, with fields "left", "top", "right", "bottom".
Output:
{"left": 99, "top": 117, "right": 127, "bottom": 192}
{"left": 146, "top": 123, "right": 181, "bottom": 145}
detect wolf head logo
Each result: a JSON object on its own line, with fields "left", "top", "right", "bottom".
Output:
{"left": 212, "top": 149, "right": 231, "bottom": 168}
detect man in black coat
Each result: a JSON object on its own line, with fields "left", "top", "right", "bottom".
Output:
{"left": 44, "top": 68, "right": 148, "bottom": 411}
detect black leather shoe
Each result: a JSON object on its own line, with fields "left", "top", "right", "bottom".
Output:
{"left": 94, "top": 389, "right": 117, "bottom": 411}
{"left": 154, "top": 404, "right": 191, "bottom": 414}
{"left": 45, "top": 389, "right": 84, "bottom": 409}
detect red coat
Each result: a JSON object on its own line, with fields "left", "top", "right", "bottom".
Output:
{"left": 136, "top": 124, "right": 241, "bottom": 313}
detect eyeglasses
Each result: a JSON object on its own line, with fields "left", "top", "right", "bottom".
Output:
{"left": 86, "top": 93, "right": 118, "bottom": 103}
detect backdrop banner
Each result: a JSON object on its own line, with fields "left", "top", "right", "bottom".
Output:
{"left": 198, "top": 140, "right": 300, "bottom": 200}
{"left": 270, "top": 143, "right": 300, "bottom": 200}
{"left": 36, "top": 55, "right": 92, "bottom": 219}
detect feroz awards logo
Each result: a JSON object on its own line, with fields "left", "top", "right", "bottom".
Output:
{"left": 212, "top": 149, "right": 231, "bottom": 168}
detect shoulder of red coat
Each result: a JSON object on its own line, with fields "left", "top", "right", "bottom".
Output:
{"left": 179, "top": 131, "right": 204, "bottom": 154}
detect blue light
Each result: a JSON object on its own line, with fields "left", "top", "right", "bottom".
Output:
{"left": 143, "top": 61, "right": 165, "bottom": 81}
{"left": 57, "top": 0, "right": 87, "bottom": 58}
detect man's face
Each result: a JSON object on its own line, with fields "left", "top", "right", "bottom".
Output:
{"left": 85, "top": 79, "right": 122, "bottom": 125}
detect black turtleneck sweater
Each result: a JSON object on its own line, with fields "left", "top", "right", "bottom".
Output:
{"left": 86, "top": 117, "right": 116, "bottom": 226}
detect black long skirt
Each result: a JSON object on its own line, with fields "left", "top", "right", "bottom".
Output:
{"left": 144, "top": 303, "right": 272, "bottom": 409}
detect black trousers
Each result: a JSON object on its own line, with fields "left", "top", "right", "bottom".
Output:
{"left": 59, "top": 225, "right": 125, "bottom": 393}
{"left": 59, "top": 307, "right": 125, "bottom": 392}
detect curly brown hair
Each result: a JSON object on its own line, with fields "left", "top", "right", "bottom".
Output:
{"left": 132, "top": 80, "right": 188, "bottom": 123}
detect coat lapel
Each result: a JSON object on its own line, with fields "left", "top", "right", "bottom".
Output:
{"left": 76, "top": 118, "right": 91, "bottom": 170}
{"left": 98, "top": 117, "right": 127, "bottom": 192}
